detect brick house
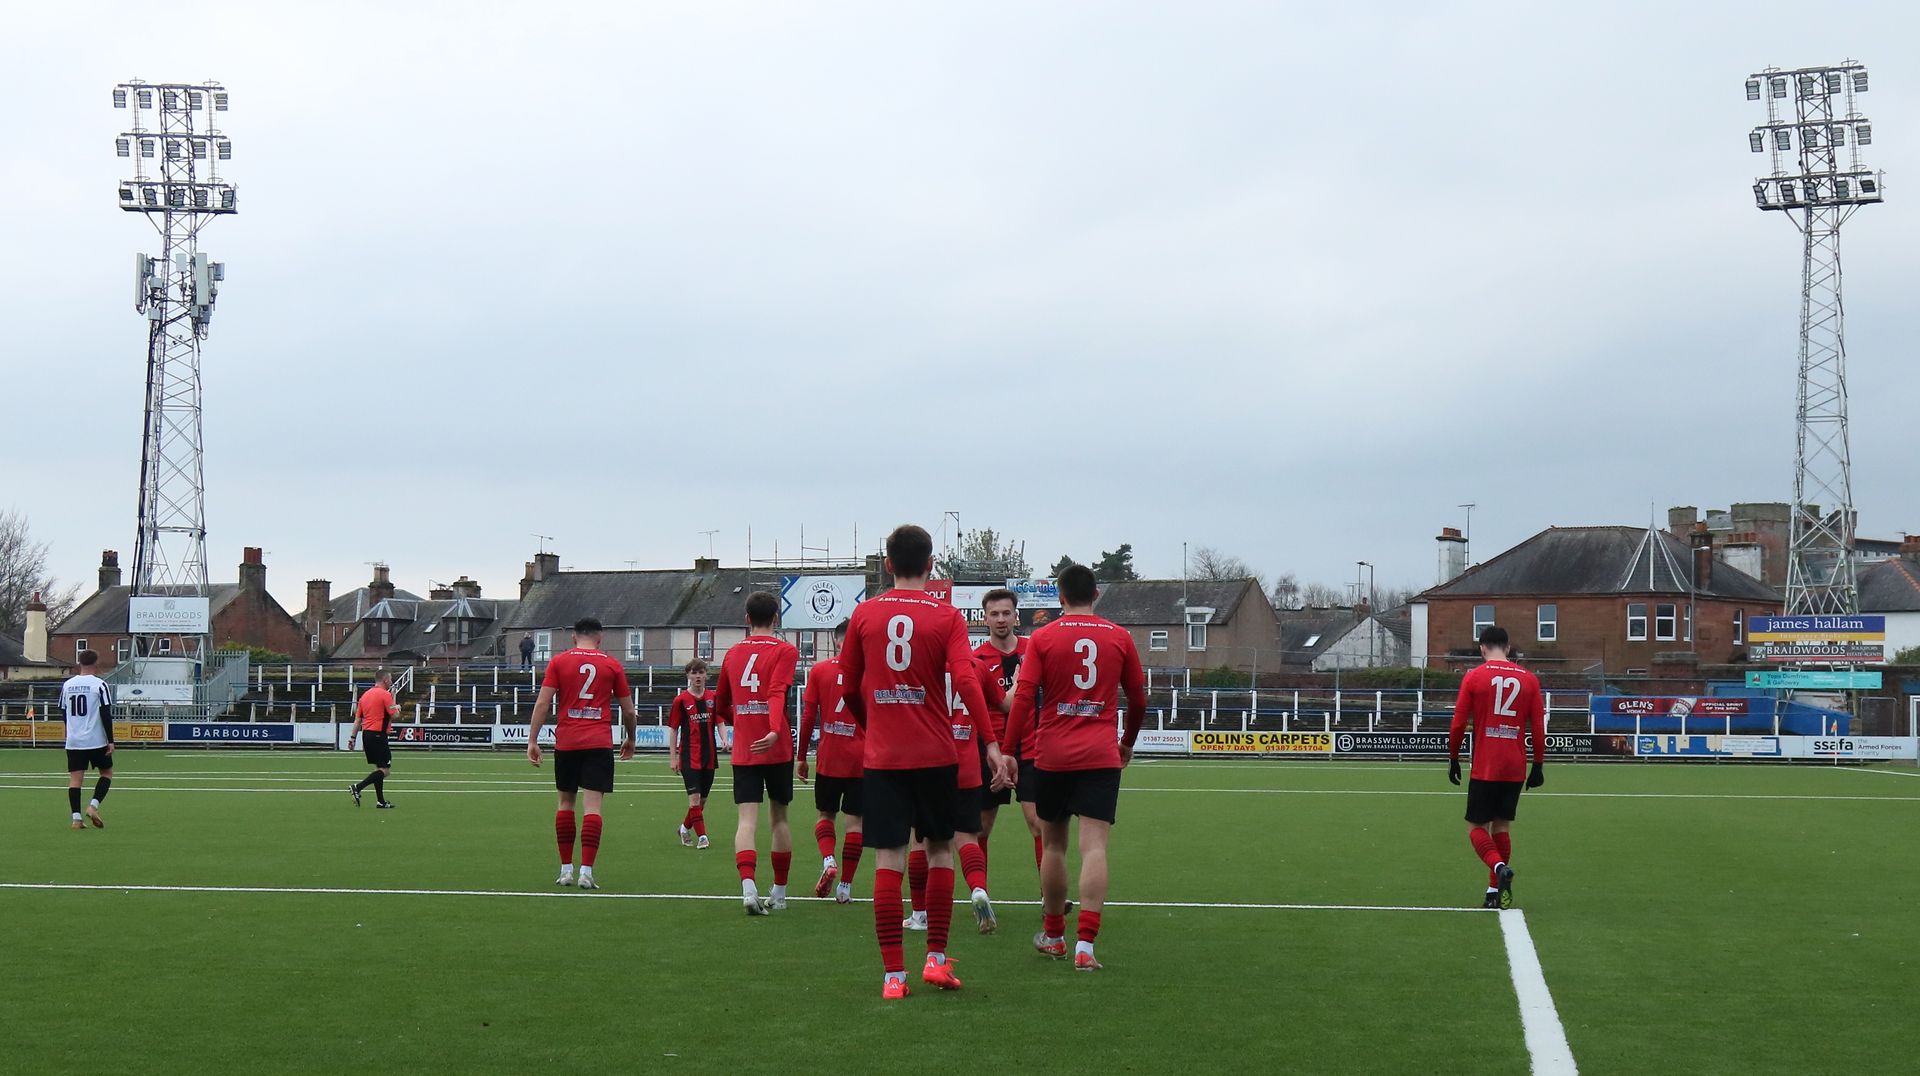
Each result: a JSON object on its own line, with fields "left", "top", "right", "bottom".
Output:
{"left": 303, "top": 564, "right": 423, "bottom": 655}
{"left": 1410, "top": 524, "right": 1782, "bottom": 673}
{"left": 50, "top": 548, "right": 309, "bottom": 670}
{"left": 1090, "top": 577, "right": 1284, "bottom": 674}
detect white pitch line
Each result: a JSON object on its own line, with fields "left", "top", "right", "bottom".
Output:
{"left": 1842, "top": 767, "right": 1920, "bottom": 779}
{"left": 0, "top": 880, "right": 1483, "bottom": 913}
{"left": 1499, "top": 910, "right": 1578, "bottom": 1074}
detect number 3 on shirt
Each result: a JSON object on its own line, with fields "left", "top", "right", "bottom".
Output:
{"left": 885, "top": 615, "right": 913, "bottom": 672}
{"left": 1491, "top": 675, "right": 1520, "bottom": 717}
{"left": 1073, "top": 637, "right": 1098, "bottom": 690}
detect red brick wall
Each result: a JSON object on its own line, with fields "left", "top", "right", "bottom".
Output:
{"left": 1425, "top": 593, "right": 1781, "bottom": 671}
{"left": 51, "top": 590, "right": 308, "bottom": 671}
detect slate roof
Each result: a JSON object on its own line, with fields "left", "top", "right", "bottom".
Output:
{"left": 54, "top": 584, "right": 246, "bottom": 636}
{"left": 331, "top": 597, "right": 519, "bottom": 660}
{"left": 1421, "top": 526, "right": 1780, "bottom": 602}
{"left": 1859, "top": 558, "right": 1920, "bottom": 613}
{"left": 508, "top": 568, "right": 756, "bottom": 631}
{"left": 327, "top": 586, "right": 424, "bottom": 624}
{"left": 1091, "top": 579, "right": 1261, "bottom": 626}
{"left": 0, "top": 633, "right": 58, "bottom": 669}
{"left": 1276, "top": 609, "right": 1355, "bottom": 667}
{"left": 1376, "top": 605, "right": 1414, "bottom": 645}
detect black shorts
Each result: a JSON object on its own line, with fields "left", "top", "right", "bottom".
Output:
{"left": 65, "top": 747, "right": 114, "bottom": 773}
{"left": 362, "top": 731, "right": 393, "bottom": 768}
{"left": 1033, "top": 766, "right": 1122, "bottom": 825}
{"left": 1015, "top": 757, "right": 1040, "bottom": 803}
{"left": 946, "top": 784, "right": 984, "bottom": 837}
{"left": 554, "top": 748, "right": 615, "bottom": 794}
{"left": 863, "top": 766, "right": 959, "bottom": 850}
{"left": 1464, "top": 779, "right": 1524, "bottom": 825}
{"left": 814, "top": 773, "right": 865, "bottom": 817}
{"left": 681, "top": 766, "right": 716, "bottom": 799}
{"left": 733, "top": 761, "right": 794, "bottom": 806}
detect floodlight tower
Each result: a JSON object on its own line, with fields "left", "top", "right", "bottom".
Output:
{"left": 113, "top": 79, "right": 237, "bottom": 660}
{"left": 1745, "top": 62, "right": 1882, "bottom": 617}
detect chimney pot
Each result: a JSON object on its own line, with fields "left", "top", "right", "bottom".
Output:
{"left": 1668, "top": 506, "right": 1700, "bottom": 534}
{"left": 238, "top": 547, "right": 268, "bottom": 591}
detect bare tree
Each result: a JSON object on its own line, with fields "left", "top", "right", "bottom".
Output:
{"left": 941, "top": 527, "right": 1030, "bottom": 578}
{"left": 1189, "top": 545, "right": 1259, "bottom": 584}
{"left": 0, "top": 509, "right": 81, "bottom": 637}
{"left": 1270, "top": 572, "right": 1301, "bottom": 610}
{"left": 1297, "top": 582, "right": 1348, "bottom": 609}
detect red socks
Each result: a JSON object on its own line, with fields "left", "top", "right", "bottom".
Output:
{"left": 841, "top": 831, "right": 864, "bottom": 883}
{"left": 1470, "top": 827, "right": 1504, "bottom": 871}
{"left": 736, "top": 850, "right": 757, "bottom": 882}
{"left": 959, "top": 843, "right": 988, "bottom": 893}
{"left": 925, "top": 866, "right": 955, "bottom": 954}
{"left": 874, "top": 868, "right": 906, "bottom": 973}
{"left": 908, "top": 850, "right": 929, "bottom": 912}
{"left": 1490, "top": 832, "right": 1513, "bottom": 886}
{"left": 1043, "top": 912, "right": 1066, "bottom": 938}
{"left": 555, "top": 810, "right": 576, "bottom": 866}
{"left": 580, "top": 814, "right": 602, "bottom": 868}
{"left": 772, "top": 851, "right": 792, "bottom": 887}
{"left": 690, "top": 805, "right": 705, "bottom": 838}
{"left": 1077, "top": 910, "right": 1101, "bottom": 943}
{"left": 681, "top": 806, "right": 694, "bottom": 828}
{"left": 814, "top": 819, "right": 836, "bottom": 859}
{"left": 1033, "top": 835, "right": 1044, "bottom": 870}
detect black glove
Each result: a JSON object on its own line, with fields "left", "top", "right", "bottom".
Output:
{"left": 1526, "top": 762, "right": 1545, "bottom": 789}
{"left": 1447, "top": 758, "right": 1462, "bottom": 786}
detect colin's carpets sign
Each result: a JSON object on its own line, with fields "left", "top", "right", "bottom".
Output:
{"left": 1191, "top": 731, "right": 1332, "bottom": 755}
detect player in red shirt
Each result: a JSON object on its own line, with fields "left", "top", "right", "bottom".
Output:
{"left": 948, "top": 656, "right": 1009, "bottom": 934}
{"left": 714, "top": 592, "right": 799, "bottom": 916}
{"left": 527, "top": 618, "right": 636, "bottom": 891}
{"left": 974, "top": 587, "right": 1043, "bottom": 875}
{"left": 797, "top": 621, "right": 863, "bottom": 904}
{"left": 1000, "top": 564, "right": 1145, "bottom": 971}
{"left": 1447, "top": 625, "right": 1546, "bottom": 909}
{"left": 840, "top": 524, "right": 995, "bottom": 999}
{"left": 667, "top": 657, "right": 720, "bottom": 850}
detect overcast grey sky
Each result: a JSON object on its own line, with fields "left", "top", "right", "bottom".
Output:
{"left": 2, "top": 1, "right": 1914, "bottom": 614}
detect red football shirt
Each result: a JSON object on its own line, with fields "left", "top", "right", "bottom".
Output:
{"left": 840, "top": 588, "right": 990, "bottom": 771}
{"left": 715, "top": 634, "right": 798, "bottom": 766}
{"left": 1449, "top": 659, "right": 1545, "bottom": 782}
{"left": 666, "top": 689, "right": 721, "bottom": 771}
{"left": 972, "top": 635, "right": 1029, "bottom": 753}
{"left": 798, "top": 657, "right": 864, "bottom": 779}
{"left": 542, "top": 648, "right": 633, "bottom": 751}
{"left": 945, "top": 659, "right": 1005, "bottom": 789}
{"left": 1004, "top": 614, "right": 1145, "bottom": 771}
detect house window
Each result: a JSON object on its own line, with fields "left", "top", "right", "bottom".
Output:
{"left": 534, "top": 630, "right": 552, "bottom": 661}
{"left": 697, "top": 630, "right": 714, "bottom": 661}
{"left": 1655, "top": 603, "right": 1678, "bottom": 641}
{"left": 1149, "top": 630, "right": 1169, "bottom": 652}
{"left": 1185, "top": 607, "right": 1212, "bottom": 651}
{"left": 1733, "top": 609, "right": 1745, "bottom": 645}
{"left": 116, "top": 639, "right": 132, "bottom": 661}
{"left": 157, "top": 637, "right": 172, "bottom": 655}
{"left": 1303, "top": 634, "right": 1321, "bottom": 648}
{"left": 626, "top": 629, "right": 644, "bottom": 663}
{"left": 1627, "top": 603, "right": 1648, "bottom": 641}
{"left": 1683, "top": 604, "right": 1693, "bottom": 643}
{"left": 1472, "top": 605, "right": 1496, "bottom": 640}
{"left": 453, "top": 620, "right": 473, "bottom": 646}
{"left": 75, "top": 638, "right": 88, "bottom": 656}
{"left": 373, "top": 622, "right": 393, "bottom": 646}
{"left": 1537, "top": 604, "right": 1558, "bottom": 642}
{"left": 798, "top": 634, "right": 817, "bottom": 661}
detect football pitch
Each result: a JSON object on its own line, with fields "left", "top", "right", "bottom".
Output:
{"left": 4, "top": 751, "right": 1917, "bottom": 1074}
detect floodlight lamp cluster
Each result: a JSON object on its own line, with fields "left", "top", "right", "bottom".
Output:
{"left": 112, "top": 79, "right": 235, "bottom": 215}
{"left": 1744, "top": 62, "right": 1882, "bottom": 214}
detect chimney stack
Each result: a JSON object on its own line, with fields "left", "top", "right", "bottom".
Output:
{"left": 1723, "top": 532, "right": 1764, "bottom": 581}
{"left": 429, "top": 584, "right": 455, "bottom": 601}
{"left": 305, "top": 580, "right": 331, "bottom": 651}
{"left": 1691, "top": 522, "right": 1713, "bottom": 593}
{"left": 694, "top": 557, "right": 719, "bottom": 573}
{"left": 1436, "top": 527, "right": 1467, "bottom": 584}
{"left": 451, "top": 575, "right": 482, "bottom": 599}
{"left": 98, "top": 550, "right": 122, "bottom": 592}
{"left": 23, "top": 592, "right": 48, "bottom": 663}
{"left": 238, "top": 547, "right": 267, "bottom": 592}
{"left": 369, "top": 563, "right": 396, "bottom": 602}
{"left": 1668, "top": 506, "right": 1700, "bottom": 535}
{"left": 534, "top": 552, "right": 560, "bottom": 580}
{"left": 1900, "top": 535, "right": 1920, "bottom": 563}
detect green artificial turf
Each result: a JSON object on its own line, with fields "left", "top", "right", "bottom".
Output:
{"left": 2, "top": 750, "right": 1915, "bottom": 1074}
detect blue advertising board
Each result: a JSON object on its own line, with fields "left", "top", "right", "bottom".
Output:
{"left": 1744, "top": 670, "right": 1883, "bottom": 690}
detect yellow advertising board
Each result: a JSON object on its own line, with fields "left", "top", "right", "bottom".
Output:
{"left": 0, "top": 721, "right": 35, "bottom": 742}
{"left": 122, "top": 722, "right": 166, "bottom": 743}
{"left": 1190, "top": 731, "right": 1332, "bottom": 755}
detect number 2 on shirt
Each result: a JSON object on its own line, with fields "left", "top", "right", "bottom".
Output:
{"left": 1491, "top": 675, "right": 1520, "bottom": 717}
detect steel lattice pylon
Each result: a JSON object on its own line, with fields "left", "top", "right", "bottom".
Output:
{"left": 114, "top": 80, "right": 237, "bottom": 660}
{"left": 1745, "top": 62, "right": 1883, "bottom": 617}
